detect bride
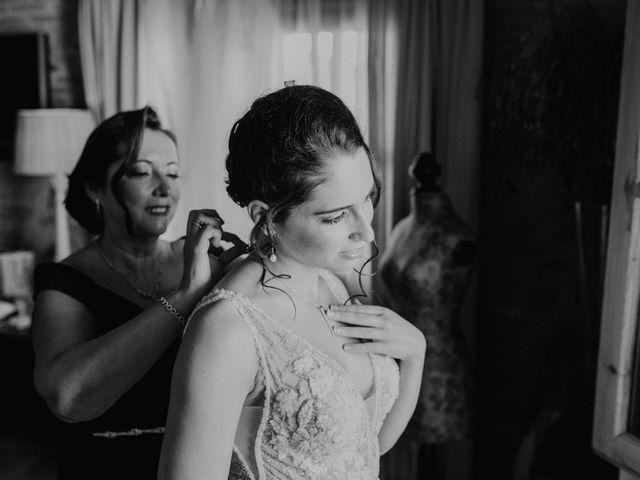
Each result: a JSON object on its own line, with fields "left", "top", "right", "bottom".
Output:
{"left": 158, "top": 85, "right": 426, "bottom": 480}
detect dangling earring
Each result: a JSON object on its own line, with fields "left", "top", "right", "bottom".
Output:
{"left": 264, "top": 216, "right": 277, "bottom": 263}
{"left": 95, "top": 199, "right": 102, "bottom": 219}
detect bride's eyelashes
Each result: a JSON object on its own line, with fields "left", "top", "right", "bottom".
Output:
{"left": 321, "top": 211, "right": 347, "bottom": 225}
{"left": 320, "top": 190, "right": 375, "bottom": 226}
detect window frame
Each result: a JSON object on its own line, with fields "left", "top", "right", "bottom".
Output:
{"left": 594, "top": 1, "right": 640, "bottom": 475}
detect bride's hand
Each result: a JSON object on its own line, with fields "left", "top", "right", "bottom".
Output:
{"left": 327, "top": 302, "right": 427, "bottom": 364}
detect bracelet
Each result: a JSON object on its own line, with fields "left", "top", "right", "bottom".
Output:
{"left": 156, "top": 296, "right": 185, "bottom": 326}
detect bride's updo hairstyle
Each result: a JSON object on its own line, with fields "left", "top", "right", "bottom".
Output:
{"left": 226, "top": 85, "right": 381, "bottom": 263}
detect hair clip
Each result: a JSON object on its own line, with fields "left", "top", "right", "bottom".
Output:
{"left": 284, "top": 80, "right": 296, "bottom": 87}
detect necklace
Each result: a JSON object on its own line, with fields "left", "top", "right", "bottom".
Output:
{"left": 283, "top": 285, "right": 336, "bottom": 336}
{"left": 96, "top": 241, "right": 164, "bottom": 302}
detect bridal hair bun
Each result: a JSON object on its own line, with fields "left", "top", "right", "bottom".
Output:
{"left": 225, "top": 85, "right": 378, "bottom": 212}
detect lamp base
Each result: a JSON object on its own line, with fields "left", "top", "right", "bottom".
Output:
{"left": 50, "top": 173, "right": 70, "bottom": 262}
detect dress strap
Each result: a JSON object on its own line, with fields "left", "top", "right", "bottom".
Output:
{"left": 183, "top": 288, "right": 229, "bottom": 335}
{"left": 183, "top": 288, "right": 280, "bottom": 338}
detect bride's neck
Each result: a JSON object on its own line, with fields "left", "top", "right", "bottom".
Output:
{"left": 261, "top": 255, "right": 323, "bottom": 300}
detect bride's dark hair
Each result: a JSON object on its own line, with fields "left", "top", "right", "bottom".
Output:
{"left": 225, "top": 85, "right": 381, "bottom": 305}
{"left": 226, "top": 85, "right": 381, "bottom": 263}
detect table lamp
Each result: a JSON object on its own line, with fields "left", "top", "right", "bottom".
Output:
{"left": 13, "top": 109, "right": 95, "bottom": 261}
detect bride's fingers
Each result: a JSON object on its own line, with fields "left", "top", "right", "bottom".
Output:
{"left": 329, "top": 304, "right": 385, "bottom": 316}
{"left": 332, "top": 325, "right": 381, "bottom": 340}
{"left": 326, "top": 309, "right": 384, "bottom": 327}
{"left": 342, "top": 341, "right": 385, "bottom": 355}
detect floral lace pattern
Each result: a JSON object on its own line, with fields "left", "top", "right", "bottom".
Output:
{"left": 189, "top": 277, "right": 400, "bottom": 480}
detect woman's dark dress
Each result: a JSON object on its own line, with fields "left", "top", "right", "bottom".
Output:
{"left": 33, "top": 262, "right": 180, "bottom": 479}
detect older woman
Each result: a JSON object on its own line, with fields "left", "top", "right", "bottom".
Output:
{"left": 32, "top": 106, "right": 242, "bottom": 479}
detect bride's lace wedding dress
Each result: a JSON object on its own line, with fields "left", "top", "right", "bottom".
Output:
{"left": 189, "top": 277, "right": 400, "bottom": 480}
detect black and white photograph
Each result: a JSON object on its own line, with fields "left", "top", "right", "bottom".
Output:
{"left": 0, "top": 0, "right": 633, "bottom": 479}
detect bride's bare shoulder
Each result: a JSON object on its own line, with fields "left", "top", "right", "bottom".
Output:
{"left": 215, "top": 257, "right": 266, "bottom": 299}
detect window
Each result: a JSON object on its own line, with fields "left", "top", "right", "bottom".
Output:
{"left": 593, "top": 2, "right": 640, "bottom": 476}
{"left": 282, "top": 30, "right": 360, "bottom": 110}
{"left": 276, "top": 0, "right": 368, "bottom": 129}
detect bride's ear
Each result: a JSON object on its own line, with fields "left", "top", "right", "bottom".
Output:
{"left": 247, "top": 200, "right": 270, "bottom": 225}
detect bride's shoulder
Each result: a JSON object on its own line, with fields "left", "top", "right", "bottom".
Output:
{"left": 184, "top": 284, "right": 255, "bottom": 348}
{"left": 215, "top": 257, "right": 265, "bottom": 299}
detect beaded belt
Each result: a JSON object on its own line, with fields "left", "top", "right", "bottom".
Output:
{"left": 92, "top": 427, "right": 165, "bottom": 438}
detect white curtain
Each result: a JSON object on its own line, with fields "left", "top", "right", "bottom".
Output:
{"left": 78, "top": 0, "right": 141, "bottom": 123}
{"left": 275, "top": 0, "right": 369, "bottom": 133}
{"left": 79, "top": 0, "right": 281, "bottom": 241}
{"left": 78, "top": 0, "right": 372, "bottom": 243}
{"left": 141, "top": 0, "right": 282, "bottom": 240}
{"left": 368, "top": 0, "right": 399, "bottom": 250}
{"left": 386, "top": 0, "right": 484, "bottom": 229}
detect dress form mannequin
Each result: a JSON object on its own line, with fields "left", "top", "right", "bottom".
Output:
{"left": 379, "top": 152, "right": 475, "bottom": 479}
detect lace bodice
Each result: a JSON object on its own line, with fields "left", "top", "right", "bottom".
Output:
{"left": 189, "top": 281, "right": 400, "bottom": 480}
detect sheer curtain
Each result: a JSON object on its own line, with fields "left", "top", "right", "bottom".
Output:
{"left": 78, "top": 0, "right": 371, "bottom": 242}
{"left": 78, "top": 0, "right": 141, "bottom": 123}
{"left": 368, "top": 0, "right": 399, "bottom": 250}
{"left": 432, "top": 1, "right": 483, "bottom": 228}
{"left": 382, "top": 0, "right": 483, "bottom": 229}
{"left": 79, "top": 0, "right": 281, "bottom": 240}
{"left": 147, "top": 0, "right": 282, "bottom": 239}
{"left": 370, "top": 1, "right": 483, "bottom": 479}
{"left": 275, "top": 0, "right": 369, "bottom": 132}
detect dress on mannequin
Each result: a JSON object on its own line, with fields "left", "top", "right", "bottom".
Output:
{"left": 380, "top": 152, "right": 475, "bottom": 445}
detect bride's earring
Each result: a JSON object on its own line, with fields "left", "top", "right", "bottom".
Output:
{"left": 264, "top": 218, "right": 277, "bottom": 263}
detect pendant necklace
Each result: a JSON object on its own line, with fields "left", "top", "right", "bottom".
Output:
{"left": 283, "top": 285, "right": 336, "bottom": 336}
{"left": 96, "top": 241, "right": 164, "bottom": 302}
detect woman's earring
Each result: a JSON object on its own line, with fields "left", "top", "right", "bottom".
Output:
{"left": 269, "top": 245, "right": 277, "bottom": 263}
{"left": 95, "top": 199, "right": 102, "bottom": 218}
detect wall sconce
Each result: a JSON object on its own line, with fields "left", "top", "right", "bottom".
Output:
{"left": 13, "top": 109, "right": 95, "bottom": 261}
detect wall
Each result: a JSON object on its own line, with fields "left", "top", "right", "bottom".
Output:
{"left": 0, "top": 0, "right": 84, "bottom": 258}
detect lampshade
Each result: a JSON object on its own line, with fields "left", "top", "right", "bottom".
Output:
{"left": 13, "top": 109, "right": 95, "bottom": 176}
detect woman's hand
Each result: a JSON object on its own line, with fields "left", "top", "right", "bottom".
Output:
{"left": 181, "top": 209, "right": 249, "bottom": 297}
{"left": 180, "top": 209, "right": 225, "bottom": 296}
{"left": 327, "top": 302, "right": 427, "bottom": 364}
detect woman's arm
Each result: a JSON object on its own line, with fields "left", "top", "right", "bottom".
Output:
{"left": 33, "top": 209, "right": 228, "bottom": 422}
{"left": 158, "top": 300, "right": 258, "bottom": 480}
{"left": 32, "top": 285, "right": 204, "bottom": 422}
{"left": 327, "top": 303, "right": 426, "bottom": 453}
